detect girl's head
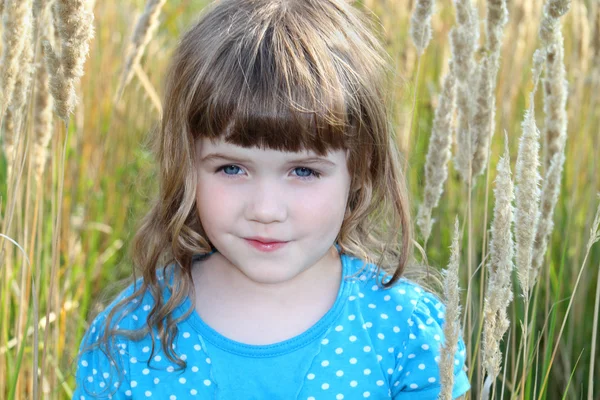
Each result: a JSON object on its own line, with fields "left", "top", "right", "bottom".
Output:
{"left": 120, "top": 0, "right": 412, "bottom": 368}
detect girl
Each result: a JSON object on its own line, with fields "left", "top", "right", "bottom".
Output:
{"left": 73, "top": 0, "right": 470, "bottom": 398}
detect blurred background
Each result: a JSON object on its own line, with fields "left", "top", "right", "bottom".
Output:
{"left": 0, "top": 0, "right": 598, "bottom": 398}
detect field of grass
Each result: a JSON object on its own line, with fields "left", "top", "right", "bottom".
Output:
{"left": 0, "top": 0, "right": 599, "bottom": 398}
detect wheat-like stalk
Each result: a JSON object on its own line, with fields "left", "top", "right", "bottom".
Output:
{"left": 0, "top": 0, "right": 33, "bottom": 119}
{"left": 115, "top": 0, "right": 166, "bottom": 102}
{"left": 416, "top": 61, "right": 457, "bottom": 243}
{"left": 44, "top": 0, "right": 94, "bottom": 121}
{"left": 439, "top": 216, "right": 462, "bottom": 400}
{"left": 32, "top": 4, "right": 55, "bottom": 179}
{"left": 482, "top": 132, "right": 515, "bottom": 382}
{"left": 449, "top": 0, "right": 480, "bottom": 183}
{"left": 409, "top": 0, "right": 435, "bottom": 55}
{"left": 470, "top": 0, "right": 508, "bottom": 178}
{"left": 514, "top": 94, "right": 542, "bottom": 298}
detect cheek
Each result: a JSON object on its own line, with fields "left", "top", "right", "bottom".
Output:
{"left": 292, "top": 183, "right": 348, "bottom": 224}
{"left": 195, "top": 178, "right": 237, "bottom": 229}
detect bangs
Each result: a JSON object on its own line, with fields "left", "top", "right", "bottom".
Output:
{"left": 185, "top": 2, "right": 370, "bottom": 156}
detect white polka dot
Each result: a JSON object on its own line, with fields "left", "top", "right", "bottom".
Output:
{"left": 349, "top": 358, "right": 357, "bottom": 364}
{"left": 145, "top": 390, "right": 152, "bottom": 397}
{"left": 363, "top": 346, "right": 371, "bottom": 352}
{"left": 179, "top": 377, "right": 187, "bottom": 384}
{"left": 167, "top": 366, "right": 174, "bottom": 372}
{"left": 455, "top": 359, "right": 460, "bottom": 365}
{"left": 349, "top": 296, "right": 356, "bottom": 301}
{"left": 125, "top": 390, "right": 132, "bottom": 396}
{"left": 92, "top": 368, "right": 97, "bottom": 375}
{"left": 434, "top": 334, "right": 441, "bottom": 341}
{"left": 365, "top": 322, "right": 373, "bottom": 328}
{"left": 350, "top": 380, "right": 358, "bottom": 387}
{"left": 376, "top": 380, "right": 384, "bottom": 386}
{"left": 435, "top": 356, "right": 441, "bottom": 363}
{"left": 131, "top": 381, "right": 138, "bottom": 387}
{"left": 371, "top": 284, "right": 378, "bottom": 291}
{"left": 410, "top": 383, "right": 418, "bottom": 389}
{"left": 181, "top": 354, "right": 187, "bottom": 361}
{"left": 153, "top": 377, "right": 159, "bottom": 384}
{"left": 384, "top": 295, "right": 390, "bottom": 301}
{"left": 206, "top": 358, "right": 211, "bottom": 364}
{"left": 130, "top": 357, "right": 137, "bottom": 364}
{"left": 368, "top": 303, "right": 376, "bottom": 309}
{"left": 348, "top": 314, "right": 356, "bottom": 321}
{"left": 321, "top": 360, "right": 330, "bottom": 367}
{"left": 204, "top": 379, "right": 211, "bottom": 386}
{"left": 414, "top": 287, "right": 422, "bottom": 293}
{"left": 87, "top": 376, "right": 93, "bottom": 383}
{"left": 143, "top": 305, "right": 151, "bottom": 311}
{"left": 388, "top": 347, "right": 394, "bottom": 353}
{"left": 183, "top": 332, "right": 190, "bottom": 338}
{"left": 336, "top": 394, "right": 344, "bottom": 400}
{"left": 322, "top": 383, "right": 330, "bottom": 390}
{"left": 396, "top": 305, "right": 403, "bottom": 312}
{"left": 418, "top": 363, "right": 426, "bottom": 370}
{"left": 154, "top": 355, "right": 161, "bottom": 362}
{"left": 422, "top": 344, "right": 430, "bottom": 350}
{"left": 387, "top": 368, "right": 393, "bottom": 374}
{"left": 99, "top": 382, "right": 105, "bottom": 388}
{"left": 363, "top": 369, "right": 371, "bottom": 375}
{"left": 408, "top": 354, "right": 416, "bottom": 359}
{"left": 308, "top": 397, "right": 316, "bottom": 400}
{"left": 132, "top": 315, "right": 138, "bottom": 321}
{"left": 397, "top": 352, "right": 403, "bottom": 358}
{"left": 398, "top": 289, "right": 406, "bottom": 294}
{"left": 393, "top": 326, "right": 400, "bottom": 333}
{"left": 363, "top": 392, "right": 370, "bottom": 398}
{"left": 142, "top": 368, "right": 150, "bottom": 375}
{"left": 335, "top": 325, "right": 344, "bottom": 332}
{"left": 335, "top": 347, "right": 344, "bottom": 354}
{"left": 438, "top": 312, "right": 445, "bottom": 319}
{"left": 307, "top": 373, "right": 315, "bottom": 380}
{"left": 194, "top": 344, "right": 201, "bottom": 351}
{"left": 380, "top": 313, "right": 389, "bottom": 319}
{"left": 190, "top": 389, "right": 198, "bottom": 395}
{"left": 322, "top": 338, "right": 329, "bottom": 345}
{"left": 358, "top": 292, "right": 364, "bottom": 297}
{"left": 428, "top": 377, "right": 436, "bottom": 383}
{"left": 410, "top": 300, "right": 418, "bottom": 306}
{"left": 377, "top": 354, "right": 383, "bottom": 362}
{"left": 409, "top": 333, "right": 416, "bottom": 339}
{"left": 192, "top": 366, "right": 199, "bottom": 372}
{"left": 349, "top": 335, "right": 357, "bottom": 342}
{"left": 407, "top": 318, "right": 414, "bottom": 326}
{"left": 377, "top": 333, "right": 385, "bottom": 340}
{"left": 103, "top": 372, "right": 109, "bottom": 379}
{"left": 170, "top": 396, "right": 176, "bottom": 400}
{"left": 426, "top": 317, "right": 434, "bottom": 324}
{"left": 81, "top": 360, "right": 88, "bottom": 367}
{"left": 418, "top": 324, "right": 426, "bottom": 330}
{"left": 142, "top": 346, "right": 150, "bottom": 353}
{"left": 336, "top": 370, "right": 344, "bottom": 377}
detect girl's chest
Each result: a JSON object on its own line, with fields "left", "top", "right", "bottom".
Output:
{"left": 124, "top": 328, "right": 396, "bottom": 399}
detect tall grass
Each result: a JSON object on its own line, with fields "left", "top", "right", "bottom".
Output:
{"left": 0, "top": 0, "right": 598, "bottom": 398}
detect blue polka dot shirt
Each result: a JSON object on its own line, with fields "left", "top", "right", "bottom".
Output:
{"left": 73, "top": 252, "right": 470, "bottom": 399}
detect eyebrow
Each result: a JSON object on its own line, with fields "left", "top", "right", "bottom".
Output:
{"left": 200, "top": 152, "right": 337, "bottom": 167}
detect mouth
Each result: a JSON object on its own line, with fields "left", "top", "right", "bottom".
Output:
{"left": 244, "top": 237, "right": 289, "bottom": 252}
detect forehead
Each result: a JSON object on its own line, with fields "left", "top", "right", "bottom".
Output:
{"left": 196, "top": 137, "right": 348, "bottom": 162}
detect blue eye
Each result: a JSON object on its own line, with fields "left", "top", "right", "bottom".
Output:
{"left": 216, "top": 165, "right": 243, "bottom": 175}
{"left": 293, "top": 167, "right": 321, "bottom": 179}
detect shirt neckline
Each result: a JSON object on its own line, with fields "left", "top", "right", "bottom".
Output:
{"left": 179, "top": 250, "right": 352, "bottom": 357}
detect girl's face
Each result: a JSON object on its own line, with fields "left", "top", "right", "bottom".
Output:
{"left": 195, "top": 137, "right": 352, "bottom": 286}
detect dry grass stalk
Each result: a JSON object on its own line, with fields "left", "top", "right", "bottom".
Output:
{"left": 409, "top": 0, "right": 435, "bottom": 55}
{"left": 514, "top": 92, "right": 542, "bottom": 298}
{"left": 44, "top": 0, "right": 94, "bottom": 121}
{"left": 416, "top": 61, "right": 457, "bottom": 243}
{"left": 439, "top": 216, "right": 462, "bottom": 400}
{"left": 470, "top": 0, "right": 508, "bottom": 178}
{"left": 0, "top": 0, "right": 33, "bottom": 119}
{"left": 449, "top": 0, "right": 480, "bottom": 183}
{"left": 482, "top": 132, "right": 515, "bottom": 382}
{"left": 115, "top": 0, "right": 167, "bottom": 102}
{"left": 538, "top": 0, "right": 570, "bottom": 171}
{"left": 32, "top": 4, "right": 55, "bottom": 179}
{"left": 2, "top": 3, "right": 34, "bottom": 178}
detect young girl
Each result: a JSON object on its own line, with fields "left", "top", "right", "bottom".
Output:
{"left": 73, "top": 0, "right": 470, "bottom": 398}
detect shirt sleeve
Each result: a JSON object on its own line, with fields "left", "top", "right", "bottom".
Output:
{"left": 71, "top": 310, "right": 133, "bottom": 399}
{"left": 390, "top": 289, "right": 470, "bottom": 399}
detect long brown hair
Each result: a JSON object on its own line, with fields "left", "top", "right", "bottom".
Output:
{"left": 82, "top": 0, "right": 415, "bottom": 392}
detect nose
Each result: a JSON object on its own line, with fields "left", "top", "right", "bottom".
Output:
{"left": 244, "top": 179, "right": 288, "bottom": 224}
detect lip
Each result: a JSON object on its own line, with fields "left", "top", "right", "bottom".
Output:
{"left": 244, "top": 237, "right": 289, "bottom": 252}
